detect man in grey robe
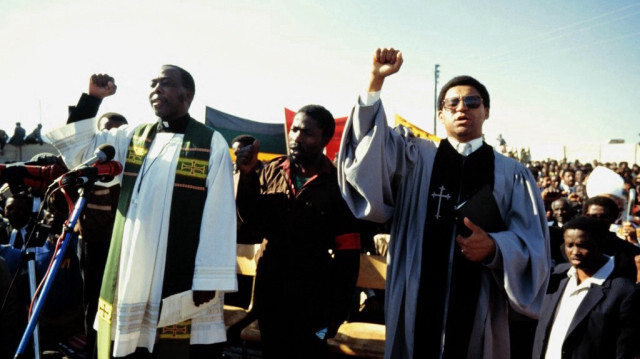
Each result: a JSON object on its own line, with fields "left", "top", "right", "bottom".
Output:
{"left": 337, "top": 48, "right": 550, "bottom": 359}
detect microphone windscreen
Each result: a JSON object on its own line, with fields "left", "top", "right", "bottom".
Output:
{"left": 96, "top": 144, "right": 116, "bottom": 162}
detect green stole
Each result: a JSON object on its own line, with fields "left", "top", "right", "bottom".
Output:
{"left": 97, "top": 119, "right": 214, "bottom": 359}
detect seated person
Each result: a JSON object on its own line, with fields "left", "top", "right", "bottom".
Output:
{"left": 24, "top": 124, "right": 44, "bottom": 145}
{"left": 532, "top": 216, "right": 640, "bottom": 358}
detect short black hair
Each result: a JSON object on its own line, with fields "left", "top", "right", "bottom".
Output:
{"left": 297, "top": 104, "right": 335, "bottom": 140}
{"left": 163, "top": 64, "right": 195, "bottom": 95}
{"left": 438, "top": 75, "right": 490, "bottom": 111}
{"left": 231, "top": 134, "right": 256, "bottom": 147}
{"left": 583, "top": 196, "right": 619, "bottom": 220}
{"left": 563, "top": 215, "right": 609, "bottom": 247}
{"left": 99, "top": 112, "right": 128, "bottom": 125}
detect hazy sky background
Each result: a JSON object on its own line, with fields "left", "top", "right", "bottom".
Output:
{"left": 1, "top": 0, "right": 639, "bottom": 150}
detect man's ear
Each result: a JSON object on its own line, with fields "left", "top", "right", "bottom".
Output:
{"left": 184, "top": 91, "right": 194, "bottom": 106}
{"left": 437, "top": 110, "right": 444, "bottom": 124}
{"left": 484, "top": 107, "right": 490, "bottom": 120}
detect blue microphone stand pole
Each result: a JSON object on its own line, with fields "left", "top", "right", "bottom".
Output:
{"left": 14, "top": 185, "right": 89, "bottom": 359}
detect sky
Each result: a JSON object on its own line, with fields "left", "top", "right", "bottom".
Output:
{"left": 1, "top": 0, "right": 639, "bottom": 151}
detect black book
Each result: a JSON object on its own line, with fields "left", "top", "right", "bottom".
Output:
{"left": 453, "top": 184, "right": 506, "bottom": 237}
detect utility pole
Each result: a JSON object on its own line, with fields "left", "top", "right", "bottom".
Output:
{"left": 433, "top": 64, "right": 440, "bottom": 136}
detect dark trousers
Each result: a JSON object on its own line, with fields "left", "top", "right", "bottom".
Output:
{"left": 254, "top": 257, "right": 328, "bottom": 359}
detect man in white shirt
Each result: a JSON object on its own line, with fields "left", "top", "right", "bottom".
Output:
{"left": 533, "top": 216, "right": 640, "bottom": 358}
{"left": 559, "top": 168, "right": 576, "bottom": 195}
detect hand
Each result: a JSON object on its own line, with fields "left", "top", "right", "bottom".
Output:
{"left": 455, "top": 217, "right": 496, "bottom": 262}
{"left": 541, "top": 187, "right": 562, "bottom": 202}
{"left": 369, "top": 48, "right": 403, "bottom": 92}
{"left": 567, "top": 193, "right": 581, "bottom": 202}
{"left": 235, "top": 139, "right": 260, "bottom": 175}
{"left": 89, "top": 74, "right": 117, "bottom": 99}
{"left": 193, "top": 290, "right": 216, "bottom": 306}
{"left": 619, "top": 221, "right": 638, "bottom": 244}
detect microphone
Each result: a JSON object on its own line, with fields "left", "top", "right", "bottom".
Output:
{"left": 59, "top": 161, "right": 123, "bottom": 187}
{"left": 23, "top": 164, "right": 67, "bottom": 192}
{"left": 0, "top": 163, "right": 66, "bottom": 192}
{"left": 0, "top": 163, "right": 65, "bottom": 181}
{"left": 70, "top": 144, "right": 116, "bottom": 170}
{"left": 50, "top": 144, "right": 116, "bottom": 188}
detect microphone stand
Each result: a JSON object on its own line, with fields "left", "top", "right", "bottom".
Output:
{"left": 23, "top": 246, "right": 42, "bottom": 359}
{"left": 14, "top": 182, "right": 92, "bottom": 359}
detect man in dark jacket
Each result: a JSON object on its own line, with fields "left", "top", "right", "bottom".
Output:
{"left": 235, "top": 104, "right": 361, "bottom": 359}
{"left": 532, "top": 216, "right": 640, "bottom": 358}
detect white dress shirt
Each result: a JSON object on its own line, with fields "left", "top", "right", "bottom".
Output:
{"left": 544, "top": 256, "right": 614, "bottom": 359}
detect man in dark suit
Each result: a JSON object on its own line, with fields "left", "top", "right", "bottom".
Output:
{"left": 532, "top": 216, "right": 640, "bottom": 359}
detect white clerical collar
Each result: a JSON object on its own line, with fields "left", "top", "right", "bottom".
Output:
{"left": 448, "top": 137, "right": 483, "bottom": 155}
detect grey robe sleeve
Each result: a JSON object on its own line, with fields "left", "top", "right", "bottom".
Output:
{"left": 487, "top": 160, "right": 551, "bottom": 318}
{"left": 337, "top": 97, "right": 409, "bottom": 223}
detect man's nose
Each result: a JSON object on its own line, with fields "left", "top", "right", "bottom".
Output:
{"left": 150, "top": 83, "right": 162, "bottom": 95}
{"left": 455, "top": 99, "right": 468, "bottom": 111}
{"left": 289, "top": 131, "right": 300, "bottom": 143}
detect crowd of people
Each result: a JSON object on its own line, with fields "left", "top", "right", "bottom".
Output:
{"left": 0, "top": 122, "right": 45, "bottom": 153}
{"left": 0, "top": 47, "right": 639, "bottom": 359}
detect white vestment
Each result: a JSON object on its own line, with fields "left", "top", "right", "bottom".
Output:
{"left": 46, "top": 118, "right": 237, "bottom": 356}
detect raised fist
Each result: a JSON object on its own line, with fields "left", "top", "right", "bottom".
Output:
{"left": 89, "top": 74, "right": 117, "bottom": 99}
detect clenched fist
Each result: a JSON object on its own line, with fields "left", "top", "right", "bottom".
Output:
{"left": 89, "top": 73, "right": 117, "bottom": 99}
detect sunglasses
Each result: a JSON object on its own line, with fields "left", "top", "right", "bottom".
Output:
{"left": 442, "top": 95, "right": 483, "bottom": 110}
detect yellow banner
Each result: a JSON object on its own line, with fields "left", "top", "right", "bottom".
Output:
{"left": 394, "top": 114, "right": 440, "bottom": 142}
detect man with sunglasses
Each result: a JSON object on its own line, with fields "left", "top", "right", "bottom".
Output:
{"left": 337, "top": 48, "right": 550, "bottom": 359}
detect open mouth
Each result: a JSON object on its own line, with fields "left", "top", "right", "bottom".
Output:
{"left": 150, "top": 95, "right": 164, "bottom": 108}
